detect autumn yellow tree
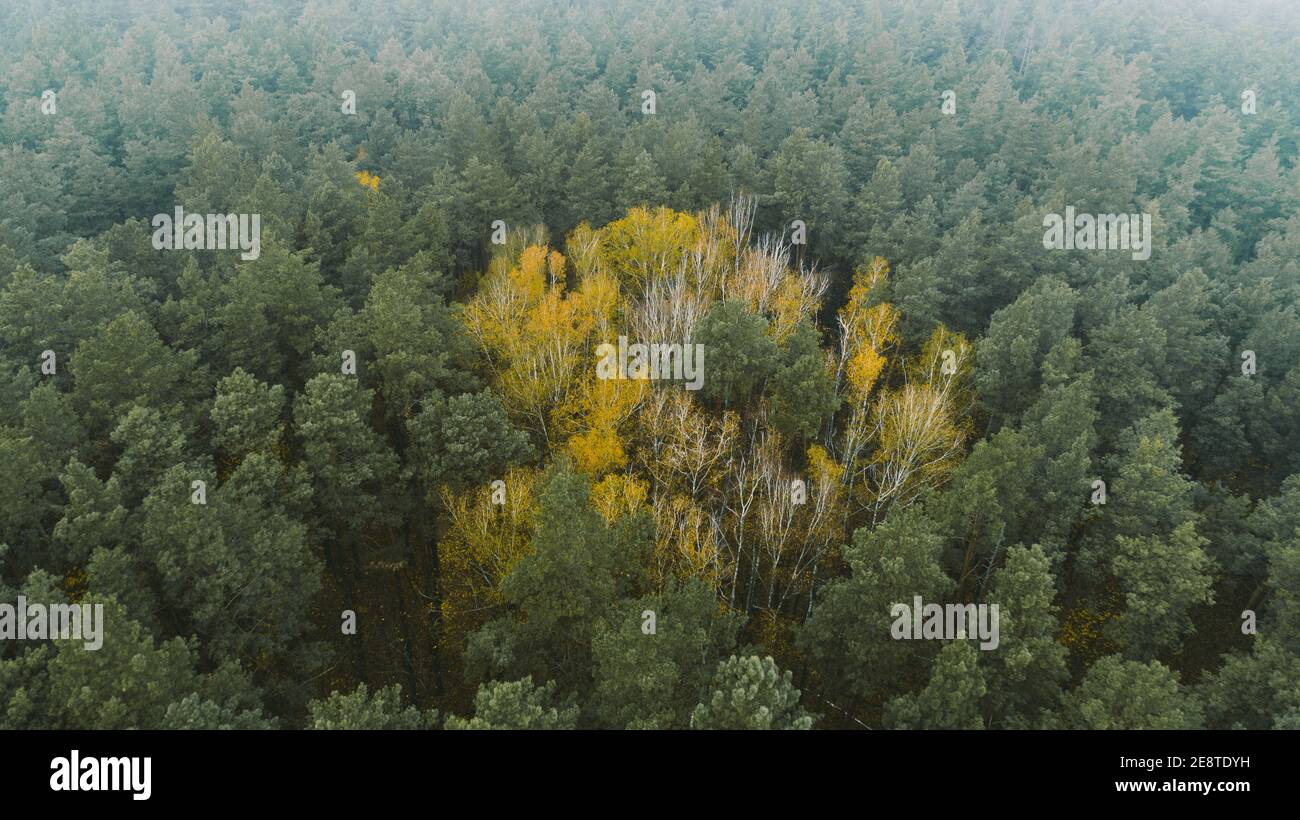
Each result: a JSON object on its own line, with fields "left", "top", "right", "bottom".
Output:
{"left": 451, "top": 201, "right": 973, "bottom": 636}
{"left": 437, "top": 465, "right": 540, "bottom": 698}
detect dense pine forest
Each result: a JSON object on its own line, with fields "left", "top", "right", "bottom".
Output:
{"left": 1, "top": 0, "right": 1298, "bottom": 730}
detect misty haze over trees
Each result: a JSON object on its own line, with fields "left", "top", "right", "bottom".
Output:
{"left": 1, "top": 0, "right": 1298, "bottom": 729}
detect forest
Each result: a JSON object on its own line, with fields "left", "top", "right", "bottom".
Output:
{"left": 0, "top": 0, "right": 1297, "bottom": 730}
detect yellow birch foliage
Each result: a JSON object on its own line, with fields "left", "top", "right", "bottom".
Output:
{"left": 564, "top": 221, "right": 604, "bottom": 282}
{"left": 807, "top": 443, "right": 845, "bottom": 487}
{"left": 637, "top": 389, "right": 738, "bottom": 501}
{"left": 598, "top": 206, "right": 703, "bottom": 289}
{"left": 865, "top": 382, "right": 966, "bottom": 517}
{"left": 561, "top": 375, "right": 647, "bottom": 475}
{"left": 769, "top": 275, "right": 822, "bottom": 343}
{"left": 453, "top": 208, "right": 972, "bottom": 616}
{"left": 354, "top": 169, "right": 380, "bottom": 191}
{"left": 805, "top": 443, "right": 849, "bottom": 565}
{"left": 465, "top": 245, "right": 617, "bottom": 439}
{"left": 590, "top": 472, "right": 649, "bottom": 523}
{"left": 838, "top": 257, "right": 899, "bottom": 402}
{"left": 652, "top": 493, "right": 724, "bottom": 589}
{"left": 909, "top": 324, "right": 977, "bottom": 433}
{"left": 438, "top": 466, "right": 541, "bottom": 643}
{"left": 835, "top": 257, "right": 903, "bottom": 509}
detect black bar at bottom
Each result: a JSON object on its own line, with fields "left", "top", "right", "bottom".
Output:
{"left": 2, "top": 729, "right": 1280, "bottom": 808}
